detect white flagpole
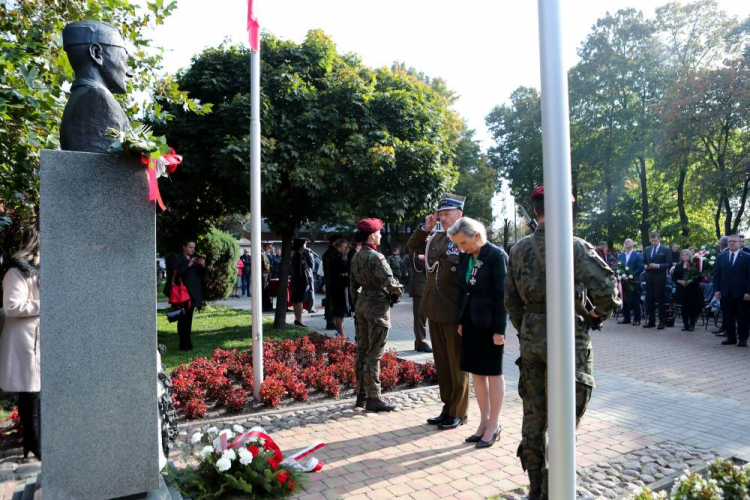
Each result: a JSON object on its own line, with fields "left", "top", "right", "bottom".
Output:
{"left": 250, "top": 44, "right": 263, "bottom": 401}
{"left": 537, "top": 0, "right": 577, "bottom": 497}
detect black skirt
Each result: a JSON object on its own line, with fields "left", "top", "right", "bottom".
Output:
{"left": 460, "top": 313, "right": 504, "bottom": 376}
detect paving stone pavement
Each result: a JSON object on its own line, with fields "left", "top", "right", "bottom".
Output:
{"left": 4, "top": 297, "right": 749, "bottom": 499}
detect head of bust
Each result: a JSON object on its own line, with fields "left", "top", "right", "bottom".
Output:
{"left": 63, "top": 20, "right": 132, "bottom": 94}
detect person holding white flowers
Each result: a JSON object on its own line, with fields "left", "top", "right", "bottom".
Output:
{"left": 616, "top": 238, "right": 643, "bottom": 326}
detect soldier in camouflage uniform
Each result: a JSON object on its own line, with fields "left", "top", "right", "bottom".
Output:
{"left": 387, "top": 248, "right": 406, "bottom": 284}
{"left": 350, "top": 218, "right": 403, "bottom": 412}
{"left": 505, "top": 186, "right": 620, "bottom": 500}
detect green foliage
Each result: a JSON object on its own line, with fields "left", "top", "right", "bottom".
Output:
{"left": 198, "top": 228, "right": 240, "bottom": 302}
{"left": 705, "top": 459, "right": 750, "bottom": 499}
{"left": 453, "top": 126, "right": 494, "bottom": 226}
{"left": 486, "top": 2, "right": 749, "bottom": 248}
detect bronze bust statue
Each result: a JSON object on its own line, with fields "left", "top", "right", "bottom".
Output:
{"left": 60, "top": 21, "right": 132, "bottom": 153}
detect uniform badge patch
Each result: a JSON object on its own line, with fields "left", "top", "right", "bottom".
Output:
{"left": 446, "top": 242, "right": 460, "bottom": 256}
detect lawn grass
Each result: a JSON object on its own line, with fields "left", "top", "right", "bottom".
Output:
{"left": 158, "top": 305, "right": 308, "bottom": 371}
{"left": 157, "top": 278, "right": 169, "bottom": 302}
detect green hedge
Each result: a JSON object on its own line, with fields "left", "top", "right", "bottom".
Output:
{"left": 198, "top": 228, "right": 240, "bottom": 301}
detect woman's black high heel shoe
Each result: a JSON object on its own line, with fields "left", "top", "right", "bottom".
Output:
{"left": 476, "top": 426, "right": 501, "bottom": 449}
{"left": 465, "top": 433, "right": 483, "bottom": 443}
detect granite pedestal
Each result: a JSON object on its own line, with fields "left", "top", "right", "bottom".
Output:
{"left": 40, "top": 150, "right": 159, "bottom": 499}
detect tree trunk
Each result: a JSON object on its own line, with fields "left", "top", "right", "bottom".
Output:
{"left": 731, "top": 177, "right": 750, "bottom": 235}
{"left": 502, "top": 219, "right": 510, "bottom": 251}
{"left": 714, "top": 197, "right": 723, "bottom": 240}
{"left": 637, "top": 156, "right": 650, "bottom": 249}
{"left": 723, "top": 195, "right": 732, "bottom": 237}
{"left": 605, "top": 178, "right": 614, "bottom": 244}
{"left": 273, "top": 232, "right": 293, "bottom": 330}
{"left": 676, "top": 165, "right": 689, "bottom": 240}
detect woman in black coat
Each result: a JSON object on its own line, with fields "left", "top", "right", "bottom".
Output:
{"left": 290, "top": 238, "right": 312, "bottom": 327}
{"left": 672, "top": 249, "right": 704, "bottom": 331}
{"left": 329, "top": 238, "right": 352, "bottom": 337}
{"left": 165, "top": 239, "right": 205, "bottom": 351}
{"left": 448, "top": 217, "right": 508, "bottom": 449}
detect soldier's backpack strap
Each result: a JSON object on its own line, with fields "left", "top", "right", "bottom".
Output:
{"left": 529, "top": 235, "right": 545, "bottom": 271}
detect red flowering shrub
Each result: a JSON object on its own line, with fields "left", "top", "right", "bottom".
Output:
{"left": 421, "top": 360, "right": 438, "bottom": 384}
{"left": 380, "top": 351, "right": 400, "bottom": 391}
{"left": 170, "top": 334, "right": 437, "bottom": 419}
{"left": 9, "top": 406, "right": 21, "bottom": 432}
{"left": 398, "top": 360, "right": 424, "bottom": 387}
{"left": 184, "top": 397, "right": 207, "bottom": 419}
{"left": 223, "top": 386, "right": 247, "bottom": 413}
{"left": 260, "top": 376, "right": 287, "bottom": 408}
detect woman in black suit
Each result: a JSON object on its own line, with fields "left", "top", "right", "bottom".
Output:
{"left": 329, "top": 238, "right": 352, "bottom": 337}
{"left": 672, "top": 249, "right": 703, "bottom": 331}
{"left": 447, "top": 217, "right": 508, "bottom": 449}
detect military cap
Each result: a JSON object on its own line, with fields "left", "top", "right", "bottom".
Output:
{"left": 62, "top": 20, "right": 127, "bottom": 49}
{"left": 531, "top": 186, "right": 576, "bottom": 203}
{"left": 437, "top": 193, "right": 466, "bottom": 212}
{"left": 357, "top": 218, "right": 384, "bottom": 233}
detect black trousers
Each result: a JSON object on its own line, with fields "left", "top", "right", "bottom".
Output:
{"left": 18, "top": 391, "right": 41, "bottom": 458}
{"left": 262, "top": 277, "right": 273, "bottom": 311}
{"left": 177, "top": 306, "right": 196, "bottom": 351}
{"left": 721, "top": 296, "right": 749, "bottom": 342}
{"left": 645, "top": 273, "right": 666, "bottom": 325}
{"left": 621, "top": 287, "right": 641, "bottom": 322}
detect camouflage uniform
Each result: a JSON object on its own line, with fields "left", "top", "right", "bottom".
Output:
{"left": 387, "top": 254, "right": 405, "bottom": 282}
{"left": 350, "top": 246, "right": 403, "bottom": 398}
{"left": 505, "top": 223, "right": 620, "bottom": 499}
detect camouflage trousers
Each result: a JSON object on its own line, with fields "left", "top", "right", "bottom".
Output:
{"left": 516, "top": 349, "right": 594, "bottom": 499}
{"left": 354, "top": 315, "right": 389, "bottom": 398}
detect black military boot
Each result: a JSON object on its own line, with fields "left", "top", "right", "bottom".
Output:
{"left": 365, "top": 397, "right": 396, "bottom": 412}
{"left": 526, "top": 470, "right": 544, "bottom": 500}
{"left": 354, "top": 394, "right": 366, "bottom": 409}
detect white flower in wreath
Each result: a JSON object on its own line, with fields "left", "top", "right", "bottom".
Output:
{"left": 710, "top": 256, "right": 716, "bottom": 261}
{"left": 199, "top": 445, "right": 214, "bottom": 458}
{"left": 191, "top": 432, "right": 203, "bottom": 444}
{"left": 629, "top": 275, "right": 633, "bottom": 279}
{"left": 207, "top": 426, "right": 219, "bottom": 435}
{"left": 216, "top": 455, "right": 232, "bottom": 472}
{"left": 238, "top": 447, "right": 254, "bottom": 465}
{"left": 232, "top": 424, "right": 245, "bottom": 434}
{"left": 624, "top": 266, "right": 629, "bottom": 271}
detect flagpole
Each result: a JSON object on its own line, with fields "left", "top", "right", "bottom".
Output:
{"left": 537, "top": 0, "right": 577, "bottom": 498}
{"left": 250, "top": 43, "right": 263, "bottom": 401}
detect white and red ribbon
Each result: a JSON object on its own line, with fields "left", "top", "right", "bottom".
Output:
{"left": 282, "top": 441, "right": 326, "bottom": 472}
{"left": 220, "top": 427, "right": 325, "bottom": 473}
{"left": 140, "top": 148, "right": 183, "bottom": 211}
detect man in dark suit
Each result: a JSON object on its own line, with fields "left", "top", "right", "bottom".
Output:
{"left": 643, "top": 231, "right": 672, "bottom": 329}
{"left": 617, "top": 238, "right": 643, "bottom": 325}
{"left": 740, "top": 235, "right": 750, "bottom": 254}
{"left": 713, "top": 235, "right": 750, "bottom": 347}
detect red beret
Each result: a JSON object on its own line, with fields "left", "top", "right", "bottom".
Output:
{"left": 531, "top": 186, "right": 576, "bottom": 202}
{"left": 357, "top": 218, "right": 384, "bottom": 233}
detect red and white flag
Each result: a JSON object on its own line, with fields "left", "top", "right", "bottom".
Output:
{"left": 247, "top": 0, "right": 260, "bottom": 51}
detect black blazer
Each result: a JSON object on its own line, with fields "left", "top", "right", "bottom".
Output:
{"left": 166, "top": 254, "right": 205, "bottom": 309}
{"left": 456, "top": 243, "right": 508, "bottom": 333}
{"left": 713, "top": 251, "right": 750, "bottom": 299}
{"left": 643, "top": 244, "right": 672, "bottom": 280}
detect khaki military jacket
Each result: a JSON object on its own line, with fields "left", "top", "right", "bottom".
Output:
{"left": 505, "top": 224, "right": 620, "bottom": 358}
{"left": 407, "top": 228, "right": 461, "bottom": 323}
{"left": 350, "top": 246, "right": 403, "bottom": 328}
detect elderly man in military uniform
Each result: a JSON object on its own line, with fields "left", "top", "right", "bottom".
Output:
{"left": 505, "top": 186, "right": 620, "bottom": 500}
{"left": 350, "top": 218, "right": 403, "bottom": 412}
{"left": 60, "top": 20, "right": 132, "bottom": 153}
{"left": 407, "top": 194, "right": 470, "bottom": 429}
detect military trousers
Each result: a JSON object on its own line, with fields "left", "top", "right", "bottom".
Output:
{"left": 354, "top": 315, "right": 389, "bottom": 398}
{"left": 428, "top": 320, "right": 469, "bottom": 418}
{"left": 516, "top": 349, "right": 594, "bottom": 498}
{"left": 412, "top": 295, "right": 428, "bottom": 349}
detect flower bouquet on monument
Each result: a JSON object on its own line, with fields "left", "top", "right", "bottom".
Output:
{"left": 106, "top": 123, "right": 182, "bottom": 210}
{"left": 168, "top": 425, "right": 321, "bottom": 499}
{"left": 615, "top": 261, "right": 638, "bottom": 298}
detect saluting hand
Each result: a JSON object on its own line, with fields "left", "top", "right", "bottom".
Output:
{"left": 424, "top": 211, "right": 438, "bottom": 232}
{"left": 493, "top": 334, "right": 505, "bottom": 346}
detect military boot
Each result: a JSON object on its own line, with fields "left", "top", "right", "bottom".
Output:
{"left": 526, "top": 470, "right": 544, "bottom": 500}
{"left": 365, "top": 397, "right": 396, "bottom": 412}
{"left": 354, "top": 394, "right": 366, "bottom": 410}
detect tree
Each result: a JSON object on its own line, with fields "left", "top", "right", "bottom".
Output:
{"left": 158, "top": 32, "right": 461, "bottom": 329}
{"left": 485, "top": 87, "right": 543, "bottom": 205}
{"left": 453, "top": 126, "right": 494, "bottom": 226}
{"left": 0, "top": 0, "right": 206, "bottom": 257}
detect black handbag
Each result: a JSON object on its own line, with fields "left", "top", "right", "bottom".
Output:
{"left": 166, "top": 308, "right": 184, "bottom": 323}
{"left": 665, "top": 305, "right": 676, "bottom": 327}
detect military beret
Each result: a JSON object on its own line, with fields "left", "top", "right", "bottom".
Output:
{"left": 62, "top": 20, "right": 127, "bottom": 49}
{"left": 437, "top": 193, "right": 466, "bottom": 212}
{"left": 531, "top": 186, "right": 576, "bottom": 202}
{"left": 356, "top": 218, "right": 384, "bottom": 233}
